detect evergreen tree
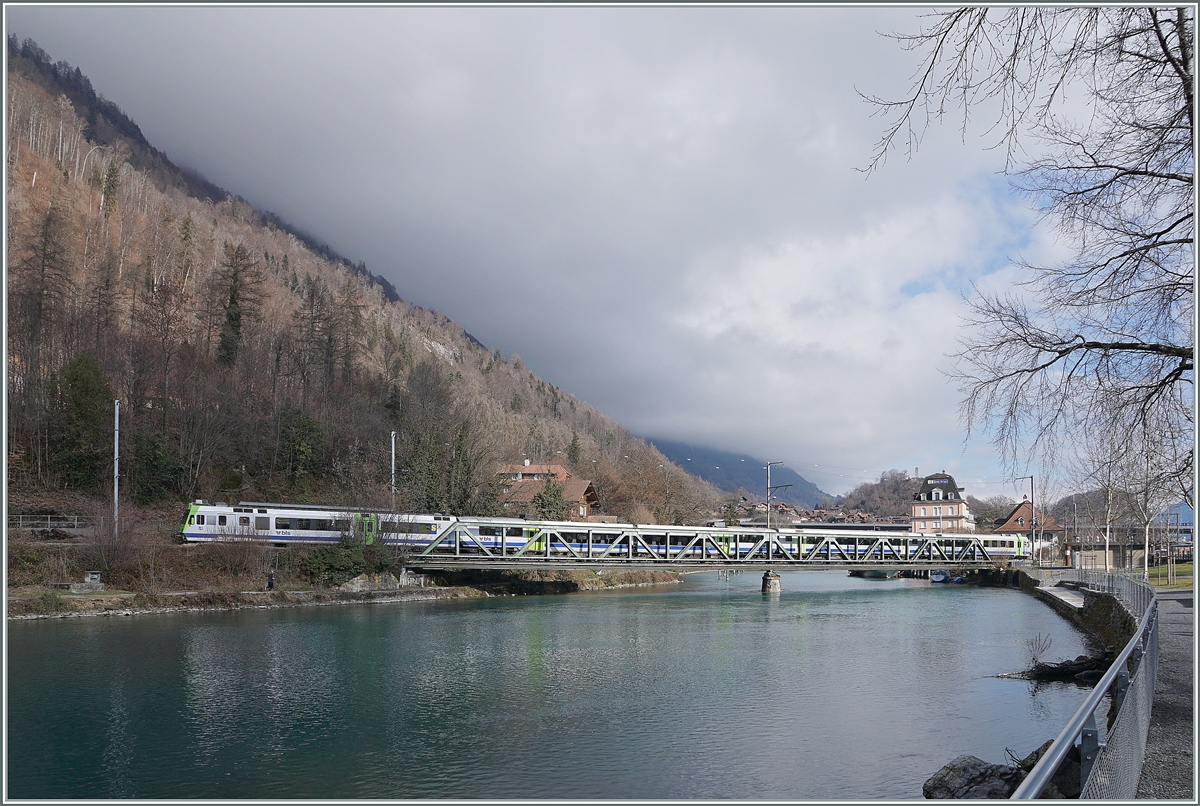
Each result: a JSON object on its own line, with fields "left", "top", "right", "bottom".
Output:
{"left": 48, "top": 352, "right": 113, "bottom": 492}
{"left": 275, "top": 403, "right": 324, "bottom": 486}
{"left": 532, "top": 481, "right": 568, "bottom": 521}
{"left": 215, "top": 243, "right": 261, "bottom": 367}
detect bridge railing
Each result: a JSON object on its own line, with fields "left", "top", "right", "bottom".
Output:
{"left": 1012, "top": 570, "right": 1157, "bottom": 799}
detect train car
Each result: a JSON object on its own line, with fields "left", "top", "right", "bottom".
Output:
{"left": 179, "top": 500, "right": 454, "bottom": 547}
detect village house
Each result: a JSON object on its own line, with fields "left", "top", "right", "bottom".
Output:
{"left": 992, "top": 498, "right": 1062, "bottom": 537}
{"left": 910, "top": 472, "right": 975, "bottom": 533}
{"left": 496, "top": 460, "right": 599, "bottom": 520}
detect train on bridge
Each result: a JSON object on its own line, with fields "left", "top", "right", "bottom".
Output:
{"left": 179, "top": 500, "right": 1029, "bottom": 567}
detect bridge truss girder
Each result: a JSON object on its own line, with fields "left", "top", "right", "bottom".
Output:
{"left": 403, "top": 523, "right": 998, "bottom": 572}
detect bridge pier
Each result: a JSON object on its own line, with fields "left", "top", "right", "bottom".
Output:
{"left": 762, "top": 571, "right": 781, "bottom": 593}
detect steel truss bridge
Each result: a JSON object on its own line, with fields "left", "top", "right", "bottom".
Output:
{"left": 402, "top": 520, "right": 1004, "bottom": 572}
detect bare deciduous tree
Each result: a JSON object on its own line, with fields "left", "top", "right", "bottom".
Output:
{"left": 869, "top": 8, "right": 1193, "bottom": 500}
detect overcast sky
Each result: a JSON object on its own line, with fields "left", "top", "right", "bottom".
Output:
{"left": 6, "top": 5, "right": 1068, "bottom": 497}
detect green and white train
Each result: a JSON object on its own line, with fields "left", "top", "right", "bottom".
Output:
{"left": 179, "top": 500, "right": 1029, "bottom": 561}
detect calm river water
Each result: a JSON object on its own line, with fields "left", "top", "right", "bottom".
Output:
{"left": 8, "top": 571, "right": 1092, "bottom": 799}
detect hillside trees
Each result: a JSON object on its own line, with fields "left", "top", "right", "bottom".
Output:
{"left": 4, "top": 58, "right": 714, "bottom": 517}
{"left": 840, "top": 469, "right": 920, "bottom": 516}
{"left": 871, "top": 8, "right": 1194, "bottom": 500}
{"left": 392, "top": 357, "right": 499, "bottom": 515}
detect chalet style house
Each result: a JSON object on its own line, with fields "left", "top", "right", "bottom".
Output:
{"left": 992, "top": 498, "right": 1063, "bottom": 539}
{"left": 496, "top": 461, "right": 599, "bottom": 520}
{"left": 910, "top": 472, "right": 975, "bottom": 533}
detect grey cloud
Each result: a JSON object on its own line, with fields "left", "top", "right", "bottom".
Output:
{"left": 8, "top": 5, "right": 1038, "bottom": 494}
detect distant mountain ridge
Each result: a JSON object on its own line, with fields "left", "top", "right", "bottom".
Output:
{"left": 647, "top": 438, "right": 830, "bottom": 509}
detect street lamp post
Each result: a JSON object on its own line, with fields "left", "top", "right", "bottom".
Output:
{"left": 391, "top": 430, "right": 397, "bottom": 511}
{"left": 1014, "top": 475, "right": 1035, "bottom": 563}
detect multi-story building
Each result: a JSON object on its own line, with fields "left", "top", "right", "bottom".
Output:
{"left": 910, "top": 472, "right": 975, "bottom": 533}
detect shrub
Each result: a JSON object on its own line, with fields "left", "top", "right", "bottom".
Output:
{"left": 299, "top": 545, "right": 365, "bottom": 587}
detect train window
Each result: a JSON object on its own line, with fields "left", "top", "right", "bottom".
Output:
{"left": 335, "top": 519, "right": 350, "bottom": 532}
{"left": 479, "top": 526, "right": 499, "bottom": 537}
{"left": 219, "top": 515, "right": 227, "bottom": 526}
{"left": 506, "top": 527, "right": 523, "bottom": 537}
{"left": 296, "top": 518, "right": 310, "bottom": 531}
{"left": 276, "top": 517, "right": 291, "bottom": 529}
{"left": 188, "top": 515, "right": 195, "bottom": 525}
{"left": 256, "top": 517, "right": 270, "bottom": 530}
{"left": 1008, "top": 540, "right": 1015, "bottom": 548}
{"left": 239, "top": 516, "right": 250, "bottom": 527}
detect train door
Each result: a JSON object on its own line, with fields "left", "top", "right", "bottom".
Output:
{"left": 352, "top": 513, "right": 378, "bottom": 545}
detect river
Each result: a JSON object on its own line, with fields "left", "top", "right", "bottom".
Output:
{"left": 7, "top": 570, "right": 1092, "bottom": 799}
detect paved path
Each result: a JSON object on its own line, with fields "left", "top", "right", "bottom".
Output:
{"left": 1136, "top": 589, "right": 1194, "bottom": 799}
{"left": 1039, "top": 586, "right": 1085, "bottom": 610}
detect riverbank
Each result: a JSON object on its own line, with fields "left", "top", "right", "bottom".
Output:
{"left": 6, "top": 569, "right": 684, "bottom": 620}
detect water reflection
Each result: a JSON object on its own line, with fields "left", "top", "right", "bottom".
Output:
{"left": 102, "top": 675, "right": 132, "bottom": 798}
{"left": 9, "top": 572, "right": 1093, "bottom": 799}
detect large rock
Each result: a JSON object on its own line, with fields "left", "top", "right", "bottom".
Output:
{"left": 923, "top": 755, "right": 1024, "bottom": 798}
{"left": 924, "top": 741, "right": 1083, "bottom": 799}
{"left": 1015, "top": 739, "right": 1082, "bottom": 799}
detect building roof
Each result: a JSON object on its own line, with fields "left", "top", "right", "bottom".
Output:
{"left": 499, "top": 478, "right": 598, "bottom": 507}
{"left": 994, "top": 499, "right": 1062, "bottom": 533}
{"left": 914, "top": 472, "right": 965, "bottom": 500}
{"left": 497, "top": 463, "right": 572, "bottom": 480}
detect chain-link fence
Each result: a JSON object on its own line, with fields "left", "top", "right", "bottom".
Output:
{"left": 1012, "top": 569, "right": 1157, "bottom": 799}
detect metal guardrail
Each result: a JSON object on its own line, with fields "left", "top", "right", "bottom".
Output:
{"left": 7, "top": 514, "right": 96, "bottom": 530}
{"left": 1012, "top": 570, "right": 1158, "bottom": 799}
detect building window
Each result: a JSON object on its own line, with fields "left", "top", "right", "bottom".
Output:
{"left": 920, "top": 521, "right": 926, "bottom": 530}
{"left": 947, "top": 506, "right": 954, "bottom": 516}
{"left": 932, "top": 489, "right": 943, "bottom": 500}
{"left": 933, "top": 521, "right": 941, "bottom": 529}
{"left": 934, "top": 506, "right": 941, "bottom": 516}
{"left": 920, "top": 507, "right": 927, "bottom": 517}
{"left": 1018, "top": 517, "right": 1025, "bottom": 526}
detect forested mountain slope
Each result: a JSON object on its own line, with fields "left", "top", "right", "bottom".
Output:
{"left": 6, "top": 40, "right": 718, "bottom": 524}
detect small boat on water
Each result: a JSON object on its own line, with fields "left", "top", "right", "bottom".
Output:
{"left": 848, "top": 569, "right": 900, "bottom": 579}
{"left": 929, "top": 570, "right": 950, "bottom": 584}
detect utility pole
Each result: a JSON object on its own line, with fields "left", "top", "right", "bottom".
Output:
{"left": 766, "top": 462, "right": 791, "bottom": 532}
{"left": 391, "top": 393, "right": 400, "bottom": 512}
{"left": 113, "top": 399, "right": 120, "bottom": 540}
